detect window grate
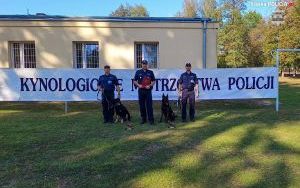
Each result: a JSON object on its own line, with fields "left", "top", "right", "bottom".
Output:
{"left": 75, "top": 43, "right": 83, "bottom": 68}
{"left": 12, "top": 43, "right": 21, "bottom": 68}
{"left": 24, "top": 43, "right": 36, "bottom": 68}
{"left": 135, "top": 43, "right": 158, "bottom": 69}
{"left": 10, "top": 42, "right": 36, "bottom": 68}
{"left": 74, "top": 42, "right": 99, "bottom": 68}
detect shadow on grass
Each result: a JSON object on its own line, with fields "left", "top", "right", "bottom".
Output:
{"left": 0, "top": 81, "right": 299, "bottom": 187}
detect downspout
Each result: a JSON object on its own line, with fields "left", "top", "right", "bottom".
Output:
{"left": 202, "top": 20, "right": 207, "bottom": 69}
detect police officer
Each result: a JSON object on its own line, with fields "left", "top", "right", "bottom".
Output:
{"left": 178, "top": 63, "right": 199, "bottom": 122}
{"left": 97, "top": 65, "right": 120, "bottom": 123}
{"left": 134, "top": 60, "right": 156, "bottom": 125}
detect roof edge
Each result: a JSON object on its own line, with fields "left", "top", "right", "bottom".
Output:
{"left": 0, "top": 15, "right": 218, "bottom": 23}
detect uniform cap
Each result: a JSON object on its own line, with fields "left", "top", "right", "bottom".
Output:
{"left": 142, "top": 60, "right": 148, "bottom": 64}
{"left": 185, "top": 63, "right": 191, "bottom": 67}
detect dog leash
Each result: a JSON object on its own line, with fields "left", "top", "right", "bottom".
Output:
{"left": 97, "top": 90, "right": 114, "bottom": 109}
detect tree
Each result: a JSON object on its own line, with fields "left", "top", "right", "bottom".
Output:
{"left": 130, "top": 5, "right": 149, "bottom": 17}
{"left": 110, "top": 3, "right": 149, "bottom": 17}
{"left": 110, "top": 4, "right": 131, "bottom": 17}
{"left": 243, "top": 11, "right": 264, "bottom": 67}
{"left": 261, "top": 22, "right": 279, "bottom": 66}
{"left": 199, "top": 0, "right": 222, "bottom": 20}
{"left": 243, "top": 11, "right": 262, "bottom": 28}
{"left": 199, "top": 0, "right": 216, "bottom": 17}
{"left": 218, "top": 10, "right": 249, "bottom": 67}
{"left": 278, "top": 0, "right": 300, "bottom": 75}
{"left": 176, "top": 0, "right": 199, "bottom": 17}
{"left": 247, "top": 21, "right": 265, "bottom": 67}
{"left": 176, "top": 0, "right": 222, "bottom": 19}
{"left": 220, "top": 0, "right": 247, "bottom": 22}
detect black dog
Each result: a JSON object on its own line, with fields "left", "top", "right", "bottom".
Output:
{"left": 160, "top": 94, "right": 176, "bottom": 128}
{"left": 113, "top": 98, "right": 133, "bottom": 130}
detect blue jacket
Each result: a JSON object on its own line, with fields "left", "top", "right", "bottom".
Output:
{"left": 98, "top": 74, "right": 119, "bottom": 91}
{"left": 178, "top": 72, "right": 198, "bottom": 90}
{"left": 134, "top": 69, "right": 155, "bottom": 90}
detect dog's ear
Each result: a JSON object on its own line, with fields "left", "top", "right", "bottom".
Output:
{"left": 163, "top": 93, "right": 165, "bottom": 97}
{"left": 166, "top": 94, "right": 169, "bottom": 98}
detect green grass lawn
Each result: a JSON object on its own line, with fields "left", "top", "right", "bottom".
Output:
{"left": 0, "top": 78, "right": 299, "bottom": 188}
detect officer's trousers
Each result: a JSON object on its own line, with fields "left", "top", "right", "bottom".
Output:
{"left": 102, "top": 90, "right": 115, "bottom": 122}
{"left": 138, "top": 89, "right": 154, "bottom": 122}
{"left": 181, "top": 89, "right": 195, "bottom": 121}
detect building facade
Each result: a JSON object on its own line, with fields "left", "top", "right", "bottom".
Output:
{"left": 0, "top": 15, "right": 219, "bottom": 69}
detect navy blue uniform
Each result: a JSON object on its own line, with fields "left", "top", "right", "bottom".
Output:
{"left": 178, "top": 72, "right": 198, "bottom": 121}
{"left": 134, "top": 69, "right": 155, "bottom": 123}
{"left": 98, "top": 74, "right": 119, "bottom": 123}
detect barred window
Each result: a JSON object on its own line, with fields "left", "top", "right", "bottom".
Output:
{"left": 10, "top": 42, "right": 36, "bottom": 68}
{"left": 135, "top": 43, "right": 159, "bottom": 69}
{"left": 73, "top": 42, "right": 99, "bottom": 68}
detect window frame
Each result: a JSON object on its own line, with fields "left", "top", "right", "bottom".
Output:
{"left": 134, "top": 42, "right": 159, "bottom": 69}
{"left": 9, "top": 41, "right": 36, "bottom": 68}
{"left": 73, "top": 41, "right": 100, "bottom": 69}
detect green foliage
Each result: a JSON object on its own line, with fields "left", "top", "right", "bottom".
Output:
{"left": 220, "top": 0, "right": 247, "bottom": 22}
{"left": 110, "top": 3, "right": 149, "bottom": 17}
{"left": 261, "top": 23, "right": 279, "bottom": 66}
{"left": 247, "top": 21, "right": 265, "bottom": 67}
{"left": 217, "top": 0, "right": 299, "bottom": 68}
{"left": 218, "top": 10, "right": 250, "bottom": 67}
{"left": 199, "top": 0, "right": 222, "bottom": 20}
{"left": 176, "top": 0, "right": 199, "bottom": 17}
{"left": 278, "top": 1, "right": 300, "bottom": 70}
{"left": 243, "top": 11, "right": 263, "bottom": 28}
{"left": 130, "top": 4, "right": 149, "bottom": 17}
{"left": 176, "top": 0, "right": 222, "bottom": 20}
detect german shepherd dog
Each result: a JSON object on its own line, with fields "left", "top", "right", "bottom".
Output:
{"left": 160, "top": 94, "right": 176, "bottom": 128}
{"left": 113, "top": 98, "right": 134, "bottom": 130}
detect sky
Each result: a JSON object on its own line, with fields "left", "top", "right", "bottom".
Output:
{"left": 0, "top": 0, "right": 276, "bottom": 18}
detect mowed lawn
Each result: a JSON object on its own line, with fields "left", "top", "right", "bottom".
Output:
{"left": 0, "top": 78, "right": 299, "bottom": 188}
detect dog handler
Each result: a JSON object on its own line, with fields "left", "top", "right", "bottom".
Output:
{"left": 178, "top": 63, "right": 199, "bottom": 122}
{"left": 133, "top": 60, "right": 156, "bottom": 125}
{"left": 97, "top": 65, "right": 120, "bottom": 123}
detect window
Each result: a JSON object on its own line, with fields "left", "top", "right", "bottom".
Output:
{"left": 135, "top": 43, "right": 159, "bottom": 68}
{"left": 10, "top": 42, "right": 36, "bottom": 68}
{"left": 73, "top": 42, "right": 99, "bottom": 68}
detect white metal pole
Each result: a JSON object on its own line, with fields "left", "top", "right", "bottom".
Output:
{"left": 274, "top": 49, "right": 300, "bottom": 112}
{"left": 65, "top": 101, "right": 68, "bottom": 113}
{"left": 276, "top": 49, "right": 279, "bottom": 112}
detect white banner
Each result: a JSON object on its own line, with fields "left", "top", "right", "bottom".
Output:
{"left": 0, "top": 68, "right": 278, "bottom": 101}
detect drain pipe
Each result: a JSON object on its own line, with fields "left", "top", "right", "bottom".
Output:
{"left": 202, "top": 20, "right": 208, "bottom": 69}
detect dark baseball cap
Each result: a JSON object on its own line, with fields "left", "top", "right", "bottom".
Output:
{"left": 104, "top": 65, "right": 110, "bottom": 69}
{"left": 142, "top": 60, "right": 148, "bottom": 64}
{"left": 185, "top": 63, "right": 192, "bottom": 67}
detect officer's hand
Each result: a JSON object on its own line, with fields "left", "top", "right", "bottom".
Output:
{"left": 195, "top": 89, "right": 199, "bottom": 98}
{"left": 138, "top": 84, "right": 143, "bottom": 89}
{"left": 98, "top": 88, "right": 104, "bottom": 93}
{"left": 178, "top": 91, "right": 182, "bottom": 97}
{"left": 145, "top": 85, "right": 150, "bottom": 89}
